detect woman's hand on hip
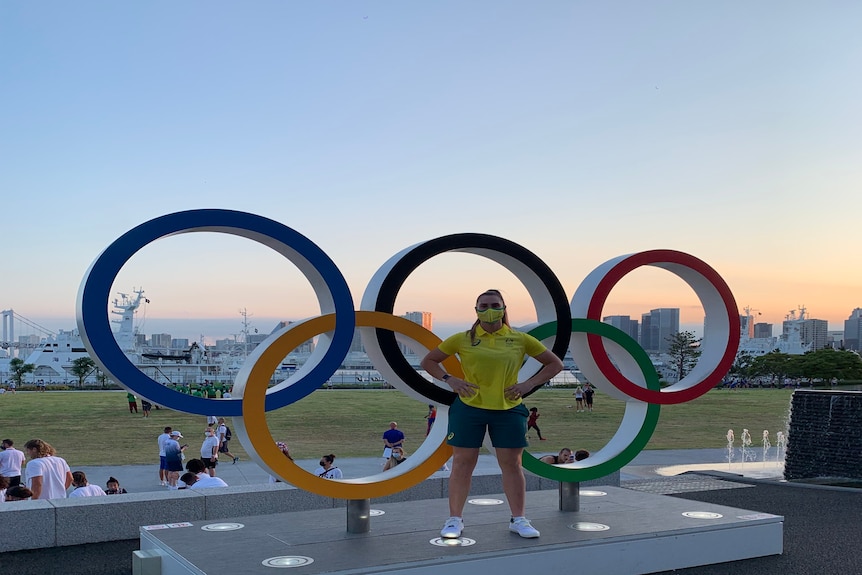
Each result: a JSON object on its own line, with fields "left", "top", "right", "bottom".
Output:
{"left": 446, "top": 377, "right": 478, "bottom": 398}
{"left": 504, "top": 382, "right": 531, "bottom": 401}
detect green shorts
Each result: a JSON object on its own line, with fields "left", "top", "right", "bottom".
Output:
{"left": 446, "top": 397, "right": 529, "bottom": 449}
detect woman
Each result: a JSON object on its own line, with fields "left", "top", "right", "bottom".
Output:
{"left": 574, "top": 385, "right": 585, "bottom": 412}
{"left": 23, "top": 439, "right": 73, "bottom": 500}
{"left": 314, "top": 454, "right": 343, "bottom": 479}
{"left": 420, "top": 289, "right": 563, "bottom": 539}
{"left": 69, "top": 471, "right": 107, "bottom": 497}
{"left": 269, "top": 441, "right": 293, "bottom": 483}
{"left": 383, "top": 446, "right": 408, "bottom": 471}
{"left": 163, "top": 431, "right": 187, "bottom": 489}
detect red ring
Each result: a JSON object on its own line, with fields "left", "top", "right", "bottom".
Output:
{"left": 584, "top": 250, "right": 739, "bottom": 404}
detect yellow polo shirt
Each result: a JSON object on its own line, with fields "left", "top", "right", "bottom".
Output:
{"left": 438, "top": 324, "right": 546, "bottom": 410}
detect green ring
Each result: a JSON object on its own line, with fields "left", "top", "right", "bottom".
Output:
{"left": 522, "top": 319, "right": 661, "bottom": 482}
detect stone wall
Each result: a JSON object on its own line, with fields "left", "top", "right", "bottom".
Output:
{"left": 0, "top": 469, "right": 619, "bottom": 558}
{"left": 784, "top": 389, "right": 862, "bottom": 481}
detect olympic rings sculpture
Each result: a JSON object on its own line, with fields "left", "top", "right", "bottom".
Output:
{"left": 77, "top": 209, "right": 740, "bottom": 498}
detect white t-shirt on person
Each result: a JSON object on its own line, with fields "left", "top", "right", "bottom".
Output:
{"left": 193, "top": 474, "right": 228, "bottom": 488}
{"left": 26, "top": 456, "right": 71, "bottom": 500}
{"left": 201, "top": 435, "right": 219, "bottom": 459}
{"left": 69, "top": 484, "right": 107, "bottom": 497}
{"left": 0, "top": 447, "right": 26, "bottom": 477}
{"left": 314, "top": 466, "right": 343, "bottom": 479}
{"left": 158, "top": 432, "right": 171, "bottom": 457}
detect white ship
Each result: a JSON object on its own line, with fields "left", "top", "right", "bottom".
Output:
{"left": 0, "top": 290, "right": 394, "bottom": 388}
{"left": 737, "top": 305, "right": 812, "bottom": 357}
{"left": 0, "top": 290, "right": 287, "bottom": 386}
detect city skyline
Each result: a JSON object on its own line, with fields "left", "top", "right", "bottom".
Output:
{"left": 2, "top": 3, "right": 859, "bottom": 347}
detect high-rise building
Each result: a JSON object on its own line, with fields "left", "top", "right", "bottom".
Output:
{"left": 640, "top": 308, "right": 680, "bottom": 353}
{"left": 826, "top": 331, "right": 844, "bottom": 349}
{"left": 402, "top": 311, "right": 433, "bottom": 332}
{"left": 602, "top": 315, "right": 639, "bottom": 341}
{"left": 843, "top": 308, "right": 862, "bottom": 351}
{"left": 150, "top": 333, "right": 172, "bottom": 349}
{"left": 753, "top": 323, "right": 773, "bottom": 338}
{"left": 783, "top": 317, "right": 828, "bottom": 351}
{"left": 399, "top": 311, "right": 433, "bottom": 354}
{"left": 171, "top": 338, "right": 189, "bottom": 350}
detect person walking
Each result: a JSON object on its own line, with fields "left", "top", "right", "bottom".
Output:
{"left": 127, "top": 392, "right": 138, "bottom": 414}
{"left": 216, "top": 417, "right": 239, "bottom": 463}
{"left": 526, "top": 406, "right": 547, "bottom": 440}
{"left": 23, "top": 439, "right": 73, "bottom": 500}
{"left": 0, "top": 439, "right": 26, "bottom": 487}
{"left": 421, "top": 289, "right": 563, "bottom": 539}
{"left": 425, "top": 404, "right": 437, "bottom": 436}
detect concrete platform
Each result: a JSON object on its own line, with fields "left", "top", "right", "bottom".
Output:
{"left": 137, "top": 486, "right": 783, "bottom": 575}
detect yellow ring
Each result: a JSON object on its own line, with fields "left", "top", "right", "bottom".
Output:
{"left": 237, "top": 311, "right": 458, "bottom": 499}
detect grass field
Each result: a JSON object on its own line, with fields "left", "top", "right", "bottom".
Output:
{"left": 0, "top": 388, "right": 796, "bottom": 466}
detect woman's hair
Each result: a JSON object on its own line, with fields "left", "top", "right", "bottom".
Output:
{"left": 6, "top": 485, "right": 33, "bottom": 500}
{"left": 24, "top": 439, "right": 55, "bottom": 458}
{"left": 106, "top": 477, "right": 120, "bottom": 486}
{"left": 0, "top": 476, "right": 9, "bottom": 490}
{"left": 72, "top": 471, "right": 88, "bottom": 486}
{"left": 468, "top": 289, "right": 510, "bottom": 343}
{"left": 276, "top": 442, "right": 293, "bottom": 460}
{"left": 179, "top": 472, "right": 198, "bottom": 487}
{"left": 322, "top": 454, "right": 336, "bottom": 464}
{"left": 390, "top": 446, "right": 406, "bottom": 457}
{"left": 574, "top": 449, "right": 590, "bottom": 461}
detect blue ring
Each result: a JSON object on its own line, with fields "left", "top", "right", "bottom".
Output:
{"left": 76, "top": 209, "right": 354, "bottom": 416}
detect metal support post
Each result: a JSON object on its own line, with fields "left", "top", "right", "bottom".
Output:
{"left": 347, "top": 498, "right": 371, "bottom": 533}
{"left": 559, "top": 481, "right": 580, "bottom": 512}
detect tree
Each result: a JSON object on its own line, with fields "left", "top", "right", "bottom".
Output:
{"left": 796, "top": 348, "right": 862, "bottom": 382}
{"left": 730, "top": 351, "right": 755, "bottom": 378}
{"left": 70, "top": 357, "right": 96, "bottom": 388}
{"left": 666, "top": 331, "right": 702, "bottom": 382}
{"left": 9, "top": 358, "right": 35, "bottom": 386}
{"left": 749, "top": 351, "right": 793, "bottom": 380}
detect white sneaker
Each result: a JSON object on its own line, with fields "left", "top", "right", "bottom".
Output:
{"left": 509, "top": 517, "right": 540, "bottom": 538}
{"left": 440, "top": 517, "right": 464, "bottom": 538}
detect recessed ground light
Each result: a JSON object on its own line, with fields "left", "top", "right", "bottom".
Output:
{"left": 430, "top": 537, "right": 477, "bottom": 547}
{"left": 262, "top": 556, "right": 315, "bottom": 568}
{"left": 467, "top": 498, "right": 504, "bottom": 505}
{"left": 682, "top": 511, "right": 723, "bottom": 519}
{"left": 201, "top": 522, "right": 244, "bottom": 531}
{"left": 579, "top": 490, "right": 607, "bottom": 497}
{"left": 569, "top": 522, "right": 610, "bottom": 532}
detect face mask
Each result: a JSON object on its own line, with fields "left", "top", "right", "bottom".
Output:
{"left": 476, "top": 307, "right": 505, "bottom": 323}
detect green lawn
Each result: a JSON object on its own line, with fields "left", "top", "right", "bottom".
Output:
{"left": 0, "top": 388, "right": 795, "bottom": 465}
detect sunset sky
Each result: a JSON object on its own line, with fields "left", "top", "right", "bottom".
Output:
{"left": 2, "top": 2, "right": 859, "bottom": 346}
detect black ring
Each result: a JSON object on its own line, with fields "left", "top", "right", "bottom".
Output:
{"left": 370, "top": 233, "right": 571, "bottom": 405}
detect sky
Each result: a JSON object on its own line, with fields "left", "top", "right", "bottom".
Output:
{"left": 1, "top": 1, "right": 860, "bottom": 347}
